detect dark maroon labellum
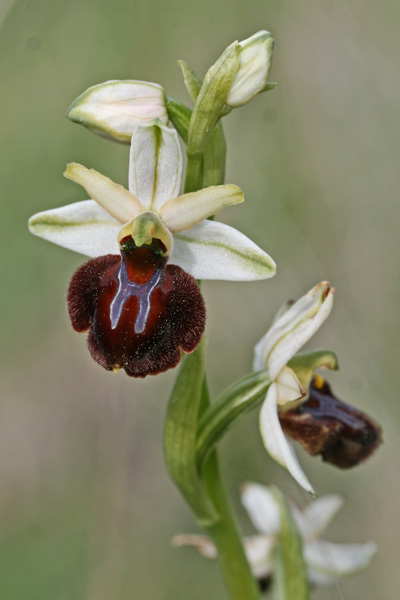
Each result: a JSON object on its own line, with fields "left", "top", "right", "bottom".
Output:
{"left": 279, "top": 378, "right": 382, "bottom": 468}
{"left": 67, "top": 238, "right": 206, "bottom": 377}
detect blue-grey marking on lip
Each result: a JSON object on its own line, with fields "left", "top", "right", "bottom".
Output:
{"left": 109, "top": 258, "right": 163, "bottom": 334}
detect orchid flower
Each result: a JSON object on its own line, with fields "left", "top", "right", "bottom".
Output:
{"left": 174, "top": 482, "right": 377, "bottom": 591}
{"left": 253, "top": 282, "right": 335, "bottom": 494}
{"left": 29, "top": 120, "right": 276, "bottom": 377}
{"left": 253, "top": 282, "right": 381, "bottom": 494}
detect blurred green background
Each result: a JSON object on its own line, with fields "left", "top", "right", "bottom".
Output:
{"left": 0, "top": 0, "right": 398, "bottom": 598}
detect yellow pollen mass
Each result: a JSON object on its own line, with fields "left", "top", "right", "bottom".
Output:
{"left": 314, "top": 374, "right": 325, "bottom": 389}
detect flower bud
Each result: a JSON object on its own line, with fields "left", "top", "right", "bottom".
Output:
{"left": 66, "top": 80, "right": 168, "bottom": 143}
{"left": 226, "top": 31, "right": 274, "bottom": 107}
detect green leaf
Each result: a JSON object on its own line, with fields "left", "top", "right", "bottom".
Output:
{"left": 271, "top": 486, "right": 310, "bottom": 600}
{"left": 164, "top": 339, "right": 218, "bottom": 526}
{"left": 184, "top": 44, "right": 240, "bottom": 193}
{"left": 188, "top": 42, "right": 240, "bottom": 158}
{"left": 260, "top": 81, "right": 278, "bottom": 94}
{"left": 178, "top": 60, "right": 202, "bottom": 104}
{"left": 196, "top": 370, "right": 271, "bottom": 468}
{"left": 165, "top": 96, "right": 192, "bottom": 144}
{"left": 173, "top": 63, "right": 226, "bottom": 185}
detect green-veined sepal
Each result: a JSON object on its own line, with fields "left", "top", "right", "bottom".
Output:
{"left": 171, "top": 220, "right": 276, "bottom": 281}
{"left": 288, "top": 349, "right": 339, "bottom": 392}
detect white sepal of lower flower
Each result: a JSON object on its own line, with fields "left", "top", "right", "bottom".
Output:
{"left": 242, "top": 483, "right": 377, "bottom": 585}
{"left": 174, "top": 483, "right": 377, "bottom": 586}
{"left": 28, "top": 120, "right": 276, "bottom": 282}
{"left": 66, "top": 80, "right": 168, "bottom": 142}
{"left": 253, "top": 282, "right": 334, "bottom": 494}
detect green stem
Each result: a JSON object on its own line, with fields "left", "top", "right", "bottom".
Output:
{"left": 196, "top": 370, "right": 271, "bottom": 468}
{"left": 203, "top": 119, "right": 227, "bottom": 187}
{"left": 185, "top": 118, "right": 226, "bottom": 192}
{"left": 166, "top": 76, "right": 259, "bottom": 598}
{"left": 203, "top": 451, "right": 261, "bottom": 600}
{"left": 199, "top": 379, "right": 260, "bottom": 600}
{"left": 184, "top": 152, "right": 204, "bottom": 193}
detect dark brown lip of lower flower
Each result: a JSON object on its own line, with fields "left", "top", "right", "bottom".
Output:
{"left": 279, "top": 378, "right": 382, "bottom": 469}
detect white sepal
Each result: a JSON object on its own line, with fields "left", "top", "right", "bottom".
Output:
{"left": 28, "top": 200, "right": 120, "bottom": 257}
{"left": 275, "top": 366, "right": 305, "bottom": 406}
{"left": 243, "top": 536, "right": 275, "bottom": 579}
{"left": 160, "top": 184, "right": 243, "bottom": 233}
{"left": 304, "top": 540, "right": 377, "bottom": 578}
{"left": 64, "top": 163, "right": 142, "bottom": 223}
{"left": 227, "top": 31, "right": 274, "bottom": 107}
{"left": 66, "top": 80, "right": 168, "bottom": 142}
{"left": 171, "top": 220, "right": 276, "bottom": 281}
{"left": 259, "top": 384, "right": 314, "bottom": 494}
{"left": 254, "top": 281, "right": 334, "bottom": 378}
{"left": 294, "top": 495, "right": 344, "bottom": 543}
{"left": 241, "top": 483, "right": 280, "bottom": 535}
{"left": 128, "top": 121, "right": 182, "bottom": 211}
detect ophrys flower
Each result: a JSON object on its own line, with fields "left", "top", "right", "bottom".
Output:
{"left": 29, "top": 120, "right": 276, "bottom": 376}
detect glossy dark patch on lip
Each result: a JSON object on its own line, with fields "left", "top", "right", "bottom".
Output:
{"left": 279, "top": 378, "right": 382, "bottom": 468}
{"left": 67, "top": 241, "right": 205, "bottom": 378}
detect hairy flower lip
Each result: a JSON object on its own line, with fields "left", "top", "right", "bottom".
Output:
{"left": 279, "top": 378, "right": 382, "bottom": 469}
{"left": 67, "top": 244, "right": 206, "bottom": 378}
